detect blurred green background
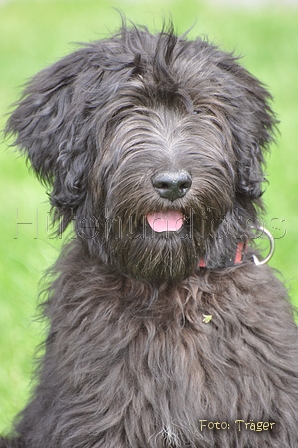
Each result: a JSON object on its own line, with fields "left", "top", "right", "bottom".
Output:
{"left": 0, "top": 0, "right": 297, "bottom": 433}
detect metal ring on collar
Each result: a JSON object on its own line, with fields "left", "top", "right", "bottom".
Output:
{"left": 252, "top": 227, "right": 275, "bottom": 266}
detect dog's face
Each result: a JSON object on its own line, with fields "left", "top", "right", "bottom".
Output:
{"left": 6, "top": 24, "right": 276, "bottom": 283}
{"left": 94, "top": 102, "right": 235, "bottom": 283}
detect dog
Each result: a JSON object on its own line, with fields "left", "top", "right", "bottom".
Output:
{"left": 1, "top": 22, "right": 298, "bottom": 448}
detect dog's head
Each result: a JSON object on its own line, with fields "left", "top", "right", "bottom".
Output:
{"left": 6, "top": 23, "right": 277, "bottom": 283}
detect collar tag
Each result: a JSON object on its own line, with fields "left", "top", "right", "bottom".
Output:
{"left": 198, "top": 227, "right": 275, "bottom": 269}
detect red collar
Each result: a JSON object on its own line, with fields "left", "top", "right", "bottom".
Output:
{"left": 198, "top": 241, "right": 247, "bottom": 268}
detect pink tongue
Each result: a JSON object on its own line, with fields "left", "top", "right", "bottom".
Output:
{"left": 147, "top": 211, "right": 184, "bottom": 233}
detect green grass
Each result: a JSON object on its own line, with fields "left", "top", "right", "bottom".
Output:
{"left": 1, "top": 0, "right": 298, "bottom": 433}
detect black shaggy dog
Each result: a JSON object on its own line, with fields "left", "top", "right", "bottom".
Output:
{"left": 2, "top": 22, "right": 298, "bottom": 448}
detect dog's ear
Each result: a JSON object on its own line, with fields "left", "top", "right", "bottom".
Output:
{"left": 235, "top": 76, "right": 276, "bottom": 201}
{"left": 5, "top": 49, "right": 100, "bottom": 229}
{"left": 216, "top": 55, "right": 278, "bottom": 201}
{"left": 235, "top": 72, "right": 277, "bottom": 201}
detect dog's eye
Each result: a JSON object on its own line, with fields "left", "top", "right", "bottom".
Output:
{"left": 193, "top": 107, "right": 216, "bottom": 117}
{"left": 193, "top": 108, "right": 205, "bottom": 115}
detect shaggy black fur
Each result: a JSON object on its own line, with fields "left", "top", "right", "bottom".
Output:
{"left": 1, "top": 22, "right": 298, "bottom": 448}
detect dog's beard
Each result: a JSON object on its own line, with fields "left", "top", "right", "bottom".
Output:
{"left": 107, "top": 226, "right": 198, "bottom": 284}
{"left": 102, "top": 207, "right": 222, "bottom": 284}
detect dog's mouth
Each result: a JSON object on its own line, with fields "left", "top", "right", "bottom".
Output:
{"left": 146, "top": 210, "right": 184, "bottom": 233}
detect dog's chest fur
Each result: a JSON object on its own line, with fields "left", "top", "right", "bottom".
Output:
{"left": 22, "top": 242, "right": 295, "bottom": 447}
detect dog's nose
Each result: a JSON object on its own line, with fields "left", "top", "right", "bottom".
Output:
{"left": 152, "top": 171, "right": 192, "bottom": 200}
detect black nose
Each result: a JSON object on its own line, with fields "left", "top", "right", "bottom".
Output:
{"left": 152, "top": 171, "right": 192, "bottom": 200}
